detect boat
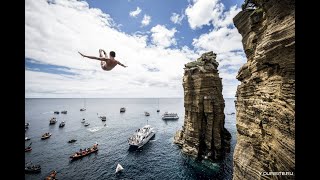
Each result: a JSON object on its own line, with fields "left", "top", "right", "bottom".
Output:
{"left": 45, "top": 170, "right": 57, "bottom": 180}
{"left": 41, "top": 132, "right": 52, "bottom": 140}
{"left": 81, "top": 118, "right": 86, "bottom": 123}
{"left": 157, "top": 98, "right": 160, "bottom": 112}
{"left": 69, "top": 143, "right": 98, "bottom": 161}
{"left": 84, "top": 122, "right": 90, "bottom": 127}
{"left": 80, "top": 108, "right": 86, "bottom": 111}
{"left": 68, "top": 139, "right": 77, "bottom": 143}
{"left": 59, "top": 121, "right": 65, "bottom": 128}
{"left": 99, "top": 116, "right": 106, "bottom": 121}
{"left": 25, "top": 146, "right": 32, "bottom": 152}
{"left": 115, "top": 163, "right": 124, "bottom": 173}
{"left": 49, "top": 118, "right": 57, "bottom": 125}
{"left": 54, "top": 111, "right": 59, "bottom": 114}
{"left": 25, "top": 123, "right": 30, "bottom": 128}
{"left": 144, "top": 112, "right": 150, "bottom": 116}
{"left": 227, "top": 112, "right": 235, "bottom": 115}
{"left": 128, "top": 125, "right": 156, "bottom": 149}
{"left": 61, "top": 110, "right": 67, "bottom": 114}
{"left": 25, "top": 142, "right": 32, "bottom": 152}
{"left": 120, "top": 107, "right": 126, "bottom": 113}
{"left": 161, "top": 112, "right": 179, "bottom": 120}
{"left": 25, "top": 162, "right": 41, "bottom": 174}
{"left": 25, "top": 137, "right": 31, "bottom": 141}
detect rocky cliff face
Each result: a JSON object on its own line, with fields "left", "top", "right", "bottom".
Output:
{"left": 233, "top": 0, "right": 295, "bottom": 179}
{"left": 174, "top": 51, "right": 231, "bottom": 161}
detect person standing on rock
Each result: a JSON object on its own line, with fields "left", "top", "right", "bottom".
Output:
{"left": 78, "top": 49, "right": 127, "bottom": 71}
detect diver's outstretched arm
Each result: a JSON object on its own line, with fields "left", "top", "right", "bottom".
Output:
{"left": 117, "top": 61, "right": 127, "bottom": 68}
{"left": 79, "top": 52, "right": 106, "bottom": 61}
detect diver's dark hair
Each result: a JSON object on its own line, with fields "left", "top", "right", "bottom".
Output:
{"left": 110, "top": 51, "right": 116, "bottom": 57}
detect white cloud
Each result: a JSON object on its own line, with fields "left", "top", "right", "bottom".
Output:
{"left": 170, "top": 13, "right": 184, "bottom": 24}
{"left": 129, "top": 7, "right": 141, "bottom": 17}
{"left": 192, "top": 27, "right": 243, "bottom": 54}
{"left": 185, "top": 0, "right": 241, "bottom": 29}
{"left": 25, "top": 0, "right": 244, "bottom": 98}
{"left": 25, "top": 0, "right": 198, "bottom": 98}
{"left": 141, "top": 14, "right": 151, "bottom": 27}
{"left": 150, "top": 25, "right": 177, "bottom": 48}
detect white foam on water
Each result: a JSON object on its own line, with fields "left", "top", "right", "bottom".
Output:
{"left": 88, "top": 126, "right": 103, "bottom": 132}
{"left": 41, "top": 111, "right": 53, "bottom": 114}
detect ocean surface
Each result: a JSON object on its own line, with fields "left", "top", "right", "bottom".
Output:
{"left": 25, "top": 98, "right": 236, "bottom": 180}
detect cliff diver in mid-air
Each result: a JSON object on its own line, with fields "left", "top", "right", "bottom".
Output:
{"left": 78, "top": 49, "right": 127, "bottom": 71}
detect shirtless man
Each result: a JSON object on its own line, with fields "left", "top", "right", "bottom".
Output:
{"left": 78, "top": 49, "right": 127, "bottom": 71}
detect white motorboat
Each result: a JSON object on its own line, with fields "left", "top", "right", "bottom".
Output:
{"left": 161, "top": 112, "right": 179, "bottom": 120}
{"left": 59, "top": 121, "right": 65, "bottom": 128}
{"left": 128, "top": 125, "right": 156, "bottom": 149}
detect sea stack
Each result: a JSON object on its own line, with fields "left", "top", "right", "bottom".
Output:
{"left": 232, "top": 0, "right": 295, "bottom": 179}
{"left": 174, "top": 51, "right": 231, "bottom": 160}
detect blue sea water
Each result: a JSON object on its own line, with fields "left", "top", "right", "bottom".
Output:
{"left": 25, "top": 98, "right": 236, "bottom": 180}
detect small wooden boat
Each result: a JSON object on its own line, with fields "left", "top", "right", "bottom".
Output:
{"left": 144, "top": 112, "right": 150, "bottom": 116}
{"left": 81, "top": 118, "right": 86, "bottom": 123}
{"left": 69, "top": 143, "right": 98, "bottom": 161}
{"left": 68, "top": 139, "right": 77, "bottom": 143}
{"left": 84, "top": 122, "right": 90, "bottom": 127}
{"left": 41, "top": 133, "right": 52, "bottom": 140}
{"left": 54, "top": 111, "right": 59, "bottom": 114}
{"left": 25, "top": 137, "right": 31, "bottom": 141}
{"left": 25, "top": 142, "right": 32, "bottom": 152}
{"left": 61, "top": 110, "right": 67, "bottom": 114}
{"left": 80, "top": 108, "right": 86, "bottom": 111}
{"left": 25, "top": 146, "right": 32, "bottom": 152}
{"left": 45, "top": 170, "right": 57, "bottom": 180}
{"left": 25, "top": 163, "right": 41, "bottom": 173}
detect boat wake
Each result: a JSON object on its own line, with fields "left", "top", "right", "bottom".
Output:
{"left": 41, "top": 111, "right": 53, "bottom": 114}
{"left": 88, "top": 127, "right": 103, "bottom": 132}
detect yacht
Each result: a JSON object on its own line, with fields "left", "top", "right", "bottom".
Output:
{"left": 49, "top": 118, "right": 57, "bottom": 125}
{"left": 128, "top": 125, "right": 155, "bottom": 149}
{"left": 161, "top": 112, "right": 179, "bottom": 120}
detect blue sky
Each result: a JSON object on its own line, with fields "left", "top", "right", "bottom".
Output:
{"left": 25, "top": 0, "right": 246, "bottom": 98}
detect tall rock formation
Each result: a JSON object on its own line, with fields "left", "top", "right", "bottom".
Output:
{"left": 233, "top": 0, "right": 295, "bottom": 179}
{"left": 174, "top": 51, "right": 231, "bottom": 161}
